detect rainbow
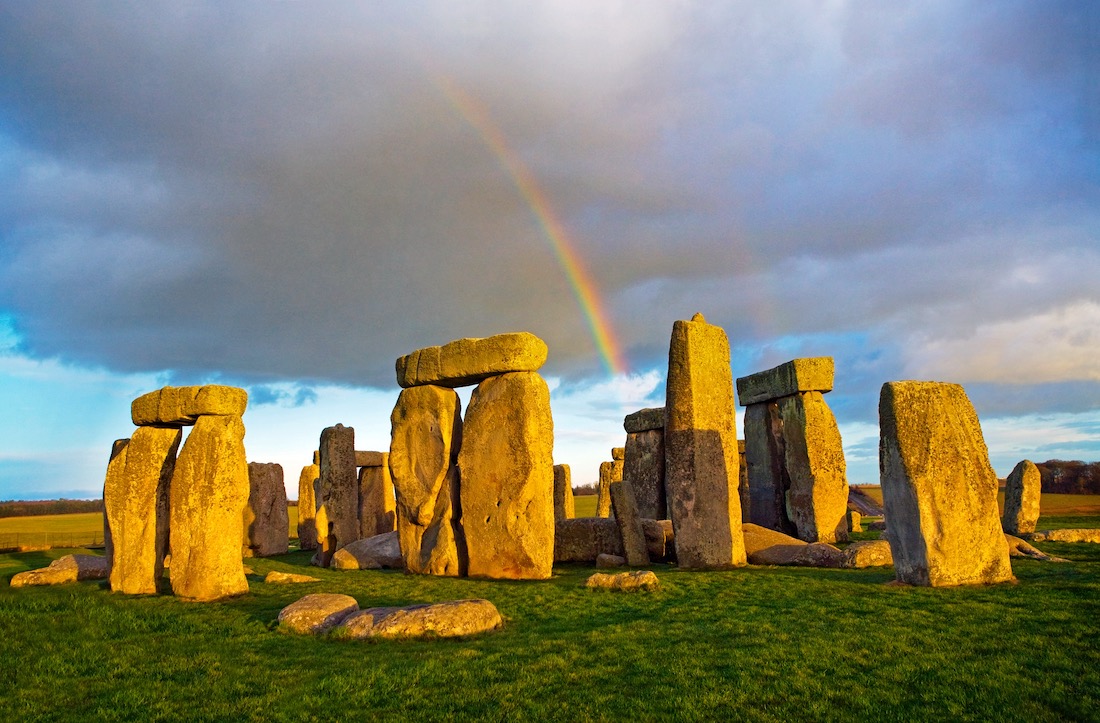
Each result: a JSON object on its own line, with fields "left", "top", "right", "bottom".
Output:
{"left": 429, "top": 72, "right": 628, "bottom": 377}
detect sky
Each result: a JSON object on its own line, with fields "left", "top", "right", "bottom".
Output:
{"left": 1, "top": 2, "right": 1098, "bottom": 500}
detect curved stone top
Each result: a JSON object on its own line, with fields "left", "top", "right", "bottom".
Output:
{"left": 395, "top": 332, "right": 548, "bottom": 388}
{"left": 131, "top": 385, "right": 248, "bottom": 426}
{"left": 735, "top": 357, "right": 834, "bottom": 407}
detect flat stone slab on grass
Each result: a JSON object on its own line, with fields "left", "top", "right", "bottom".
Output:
{"left": 264, "top": 571, "right": 321, "bottom": 584}
{"left": 1024, "top": 529, "right": 1100, "bottom": 543}
{"left": 331, "top": 531, "right": 403, "bottom": 570}
{"left": 278, "top": 593, "right": 359, "bottom": 634}
{"left": 10, "top": 554, "right": 108, "bottom": 587}
{"left": 585, "top": 571, "right": 660, "bottom": 591}
{"left": 742, "top": 523, "right": 845, "bottom": 568}
{"left": 337, "top": 599, "right": 502, "bottom": 639}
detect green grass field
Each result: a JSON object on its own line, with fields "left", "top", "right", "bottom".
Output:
{"left": 2, "top": 515, "right": 1098, "bottom": 721}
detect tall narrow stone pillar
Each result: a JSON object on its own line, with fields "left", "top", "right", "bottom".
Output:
{"left": 358, "top": 453, "right": 397, "bottom": 538}
{"left": 623, "top": 407, "right": 666, "bottom": 520}
{"left": 554, "top": 464, "right": 575, "bottom": 521}
{"left": 243, "top": 462, "right": 289, "bottom": 557}
{"left": 1002, "top": 459, "right": 1041, "bottom": 535}
{"left": 296, "top": 464, "right": 319, "bottom": 550}
{"left": 318, "top": 424, "right": 358, "bottom": 559}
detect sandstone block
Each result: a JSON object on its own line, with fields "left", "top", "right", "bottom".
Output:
{"left": 610, "top": 473, "right": 649, "bottom": 566}
{"left": 1026, "top": 528, "right": 1100, "bottom": 543}
{"left": 169, "top": 414, "right": 250, "bottom": 601}
{"left": 596, "top": 461, "right": 613, "bottom": 518}
{"left": 743, "top": 401, "right": 796, "bottom": 534}
{"left": 553, "top": 518, "right": 624, "bottom": 562}
{"left": 741, "top": 523, "right": 845, "bottom": 567}
{"left": 104, "top": 427, "right": 180, "bottom": 595}
{"left": 358, "top": 457, "right": 396, "bottom": 539}
{"left": 879, "top": 381, "right": 1014, "bottom": 587}
{"left": 624, "top": 407, "right": 664, "bottom": 434}
{"left": 390, "top": 385, "right": 465, "bottom": 576}
{"left": 11, "top": 554, "right": 109, "bottom": 587}
{"left": 338, "top": 599, "right": 503, "bottom": 639}
{"left": 318, "top": 424, "right": 359, "bottom": 559}
{"left": 585, "top": 570, "right": 660, "bottom": 591}
{"left": 842, "top": 539, "right": 894, "bottom": 568}
{"left": 611, "top": 447, "right": 625, "bottom": 461}
{"left": 553, "top": 464, "right": 575, "bottom": 521}
{"left": 396, "top": 332, "right": 548, "bottom": 388}
{"left": 664, "top": 313, "right": 745, "bottom": 568}
{"left": 596, "top": 553, "right": 626, "bottom": 568}
{"left": 297, "top": 464, "right": 320, "bottom": 551}
{"left": 847, "top": 509, "right": 863, "bottom": 533}
{"left": 331, "top": 530, "right": 403, "bottom": 570}
{"left": 738, "top": 439, "right": 749, "bottom": 523}
{"left": 641, "top": 519, "right": 674, "bottom": 560}
{"left": 459, "top": 372, "right": 555, "bottom": 580}
{"left": 624, "top": 428, "right": 665, "bottom": 520}
{"left": 735, "top": 357, "right": 834, "bottom": 407}
{"left": 1005, "top": 534, "right": 1069, "bottom": 562}
{"left": 278, "top": 593, "right": 359, "bottom": 634}
{"left": 244, "top": 462, "right": 289, "bottom": 557}
{"left": 311, "top": 476, "right": 331, "bottom": 567}
{"left": 779, "top": 392, "right": 849, "bottom": 543}
{"left": 1003, "top": 459, "right": 1041, "bottom": 535}
{"left": 131, "top": 385, "right": 247, "bottom": 426}
{"left": 355, "top": 450, "right": 386, "bottom": 468}
{"left": 264, "top": 571, "right": 321, "bottom": 584}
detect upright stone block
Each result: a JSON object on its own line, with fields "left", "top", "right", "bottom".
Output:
{"left": 396, "top": 332, "right": 548, "bottom": 388}
{"left": 609, "top": 474, "right": 650, "bottom": 566}
{"left": 459, "top": 372, "right": 555, "bottom": 580}
{"left": 243, "top": 462, "right": 289, "bottom": 557}
{"left": 104, "top": 427, "right": 181, "bottom": 595}
{"left": 554, "top": 464, "right": 575, "bottom": 521}
{"left": 390, "top": 385, "right": 465, "bottom": 576}
{"left": 318, "top": 424, "right": 359, "bottom": 559}
{"left": 742, "top": 402, "right": 795, "bottom": 535}
{"left": 778, "top": 392, "right": 849, "bottom": 543}
{"left": 597, "top": 462, "right": 613, "bottom": 518}
{"left": 879, "top": 381, "right": 1014, "bottom": 587}
{"left": 297, "top": 464, "right": 319, "bottom": 551}
{"left": 664, "top": 313, "right": 746, "bottom": 568}
{"left": 624, "top": 408, "right": 666, "bottom": 520}
{"left": 1003, "top": 459, "right": 1041, "bottom": 535}
{"left": 358, "top": 455, "right": 397, "bottom": 538}
{"left": 737, "top": 439, "right": 750, "bottom": 523}
{"left": 169, "top": 414, "right": 250, "bottom": 601}
{"left": 735, "top": 357, "right": 834, "bottom": 406}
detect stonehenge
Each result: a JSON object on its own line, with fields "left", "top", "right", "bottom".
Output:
{"left": 553, "top": 464, "right": 575, "bottom": 521}
{"left": 358, "top": 453, "right": 396, "bottom": 539}
{"left": 243, "top": 462, "right": 289, "bottom": 558}
{"left": 297, "top": 464, "right": 320, "bottom": 550}
{"left": 317, "top": 424, "right": 359, "bottom": 560}
{"left": 623, "top": 407, "right": 666, "bottom": 520}
{"left": 1002, "top": 459, "right": 1041, "bottom": 535}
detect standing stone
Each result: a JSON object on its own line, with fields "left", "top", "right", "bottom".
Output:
{"left": 742, "top": 401, "right": 796, "bottom": 535}
{"left": 459, "top": 372, "right": 555, "bottom": 580}
{"left": 847, "top": 509, "right": 863, "bottom": 533}
{"left": 778, "top": 392, "right": 849, "bottom": 543}
{"left": 104, "top": 427, "right": 181, "bottom": 595}
{"left": 611, "top": 447, "right": 625, "bottom": 461}
{"left": 609, "top": 474, "right": 650, "bottom": 566}
{"left": 879, "top": 381, "right": 1014, "bottom": 587}
{"left": 737, "top": 439, "right": 749, "bottom": 523}
{"left": 664, "top": 313, "right": 746, "bottom": 568}
{"left": 596, "top": 462, "right": 613, "bottom": 518}
{"left": 243, "top": 462, "right": 289, "bottom": 557}
{"left": 312, "top": 476, "right": 331, "bottom": 566}
{"left": 553, "top": 464, "right": 575, "bottom": 521}
{"left": 623, "top": 408, "right": 666, "bottom": 520}
{"left": 318, "top": 424, "right": 359, "bottom": 559}
{"left": 169, "top": 414, "right": 250, "bottom": 601}
{"left": 358, "top": 455, "right": 397, "bottom": 538}
{"left": 389, "top": 385, "right": 465, "bottom": 576}
{"left": 1003, "top": 459, "right": 1042, "bottom": 535}
{"left": 297, "top": 464, "right": 319, "bottom": 551}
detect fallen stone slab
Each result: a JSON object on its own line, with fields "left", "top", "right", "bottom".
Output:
{"left": 278, "top": 593, "right": 359, "bottom": 634}
{"left": 742, "top": 523, "right": 845, "bottom": 568}
{"left": 842, "top": 539, "right": 894, "bottom": 568}
{"left": 331, "top": 531, "right": 403, "bottom": 570}
{"left": 596, "top": 553, "right": 626, "bottom": 568}
{"left": 10, "top": 554, "right": 109, "bottom": 587}
{"left": 337, "top": 599, "right": 503, "bottom": 639}
{"left": 735, "top": 357, "right": 834, "bottom": 407}
{"left": 396, "top": 332, "right": 548, "bottom": 388}
{"left": 265, "top": 571, "right": 321, "bottom": 584}
{"left": 1005, "top": 535, "right": 1069, "bottom": 562}
{"left": 585, "top": 570, "right": 660, "bottom": 591}
{"left": 1025, "top": 529, "right": 1100, "bottom": 544}
{"left": 131, "top": 385, "right": 248, "bottom": 426}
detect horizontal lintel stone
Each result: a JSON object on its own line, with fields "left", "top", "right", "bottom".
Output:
{"left": 131, "top": 385, "right": 247, "bottom": 426}
{"left": 395, "top": 332, "right": 548, "bottom": 389}
{"left": 735, "top": 357, "right": 834, "bottom": 406}
{"left": 624, "top": 407, "right": 665, "bottom": 433}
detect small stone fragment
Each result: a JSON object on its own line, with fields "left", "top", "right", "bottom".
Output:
{"left": 330, "top": 531, "right": 403, "bottom": 570}
{"left": 278, "top": 593, "right": 360, "bottom": 634}
{"left": 611, "top": 447, "right": 625, "bottom": 461}
{"left": 596, "top": 553, "right": 626, "bottom": 568}
{"left": 641, "top": 519, "right": 674, "bottom": 560}
{"left": 10, "top": 554, "right": 109, "bottom": 587}
{"left": 264, "top": 571, "right": 321, "bottom": 584}
{"left": 585, "top": 570, "right": 660, "bottom": 591}
{"left": 396, "top": 332, "right": 548, "bottom": 388}
{"left": 338, "top": 599, "right": 503, "bottom": 639}
{"left": 842, "top": 539, "right": 894, "bottom": 568}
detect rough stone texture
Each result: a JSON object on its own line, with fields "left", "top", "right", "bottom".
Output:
{"left": 459, "top": 372, "right": 555, "bottom": 580}
{"left": 1003, "top": 459, "right": 1041, "bottom": 535}
{"left": 585, "top": 570, "right": 660, "bottom": 591}
{"left": 609, "top": 474, "right": 650, "bottom": 566}
{"left": 297, "top": 464, "right": 319, "bottom": 551}
{"left": 741, "top": 523, "right": 845, "bottom": 567}
{"left": 331, "top": 530, "right": 403, "bottom": 570}
{"left": 278, "top": 593, "right": 359, "bottom": 634}
{"left": 611, "top": 447, "right": 625, "bottom": 461}
{"left": 319, "top": 424, "right": 359, "bottom": 559}
{"left": 842, "top": 540, "right": 894, "bottom": 568}
{"left": 623, "top": 428, "right": 665, "bottom": 520}
{"left": 1005, "top": 534, "right": 1069, "bottom": 562}
{"left": 847, "top": 509, "right": 863, "bottom": 533}
{"left": 641, "top": 519, "right": 674, "bottom": 560}
{"left": 596, "top": 462, "right": 613, "bottom": 518}
{"left": 743, "top": 401, "right": 796, "bottom": 535}
{"left": 738, "top": 439, "right": 749, "bottom": 523}
{"left": 355, "top": 450, "right": 386, "bottom": 468}
{"left": 264, "top": 571, "right": 321, "bottom": 584}
{"left": 553, "top": 464, "right": 575, "bottom": 521}
{"left": 396, "top": 332, "right": 548, "bottom": 388}
{"left": 338, "top": 599, "right": 503, "bottom": 639}
{"left": 596, "top": 553, "right": 626, "bottom": 568}
{"left": 879, "top": 381, "right": 1014, "bottom": 587}
{"left": 390, "top": 385, "right": 465, "bottom": 576}
{"left": 1026, "top": 528, "right": 1100, "bottom": 543}
{"left": 11, "top": 554, "right": 109, "bottom": 587}
{"left": 624, "top": 407, "right": 664, "bottom": 434}
{"left": 168, "top": 414, "right": 250, "bottom": 601}
{"left": 244, "top": 462, "right": 289, "bottom": 557}
{"left": 553, "top": 518, "right": 624, "bottom": 562}
{"left": 131, "top": 385, "right": 248, "bottom": 426}
{"left": 104, "top": 427, "right": 180, "bottom": 595}
{"left": 311, "top": 477, "right": 331, "bottom": 567}
{"left": 735, "top": 357, "right": 834, "bottom": 407}
{"left": 358, "top": 458, "right": 396, "bottom": 539}
{"left": 664, "top": 313, "right": 746, "bottom": 568}
{"left": 779, "top": 392, "right": 849, "bottom": 543}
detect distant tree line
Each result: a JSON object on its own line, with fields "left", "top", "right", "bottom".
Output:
{"left": 0, "top": 498, "right": 105, "bottom": 518}
{"left": 1036, "top": 460, "right": 1100, "bottom": 495}
{"left": 573, "top": 483, "right": 598, "bottom": 496}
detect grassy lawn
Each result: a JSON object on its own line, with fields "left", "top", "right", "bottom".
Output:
{"left": 2, "top": 514, "right": 1099, "bottom": 721}
{"left": 573, "top": 493, "right": 598, "bottom": 518}
{"left": 855, "top": 488, "right": 1100, "bottom": 515}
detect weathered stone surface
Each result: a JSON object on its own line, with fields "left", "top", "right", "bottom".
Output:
{"left": 355, "top": 450, "right": 386, "bottom": 468}
{"left": 611, "top": 447, "right": 625, "bottom": 461}
{"left": 278, "top": 593, "right": 359, "bottom": 634}
{"left": 297, "top": 464, "right": 319, "bottom": 551}
{"left": 244, "top": 462, "right": 289, "bottom": 557}
{"left": 358, "top": 458, "right": 396, "bottom": 539}
{"left": 743, "top": 401, "right": 796, "bottom": 534}
{"left": 1026, "top": 528, "right": 1100, "bottom": 543}
{"left": 1005, "top": 534, "right": 1069, "bottom": 562}
{"left": 665, "top": 313, "right": 746, "bottom": 568}
{"left": 879, "top": 381, "right": 1014, "bottom": 587}
{"left": 460, "top": 372, "right": 555, "bottom": 580}
{"left": 318, "top": 424, "right": 359, "bottom": 559}
{"left": 553, "top": 464, "right": 575, "bottom": 521}
{"left": 331, "top": 530, "right": 403, "bottom": 570}
{"left": 624, "top": 428, "right": 665, "bottom": 520}
{"left": 104, "top": 427, "right": 180, "bottom": 595}
{"left": 741, "top": 523, "right": 845, "bottom": 567}
{"left": 553, "top": 518, "right": 624, "bottom": 562}
{"left": 596, "top": 553, "right": 626, "bottom": 568}
{"left": 641, "top": 519, "right": 674, "bottom": 560}
{"left": 131, "top": 385, "right": 248, "bottom": 426}
{"left": 311, "top": 476, "right": 331, "bottom": 567}
{"left": 396, "top": 332, "right": 548, "bottom": 388}
{"left": 738, "top": 439, "right": 749, "bottom": 523}
{"left": 169, "top": 414, "right": 250, "bottom": 601}
{"left": 585, "top": 570, "right": 660, "bottom": 591}
{"left": 847, "top": 509, "right": 863, "bottom": 533}
{"left": 596, "top": 462, "right": 613, "bottom": 518}
{"left": 609, "top": 474, "right": 649, "bottom": 566}
{"left": 624, "top": 407, "right": 664, "bottom": 434}
{"left": 842, "top": 539, "right": 894, "bottom": 568}
{"left": 390, "top": 385, "right": 465, "bottom": 576}
{"left": 779, "top": 392, "right": 849, "bottom": 543}
{"left": 1003, "top": 459, "right": 1041, "bottom": 535}
{"left": 735, "top": 357, "right": 834, "bottom": 407}
{"left": 264, "top": 571, "right": 321, "bottom": 584}
{"left": 11, "top": 554, "right": 109, "bottom": 587}
{"left": 338, "top": 599, "right": 503, "bottom": 639}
